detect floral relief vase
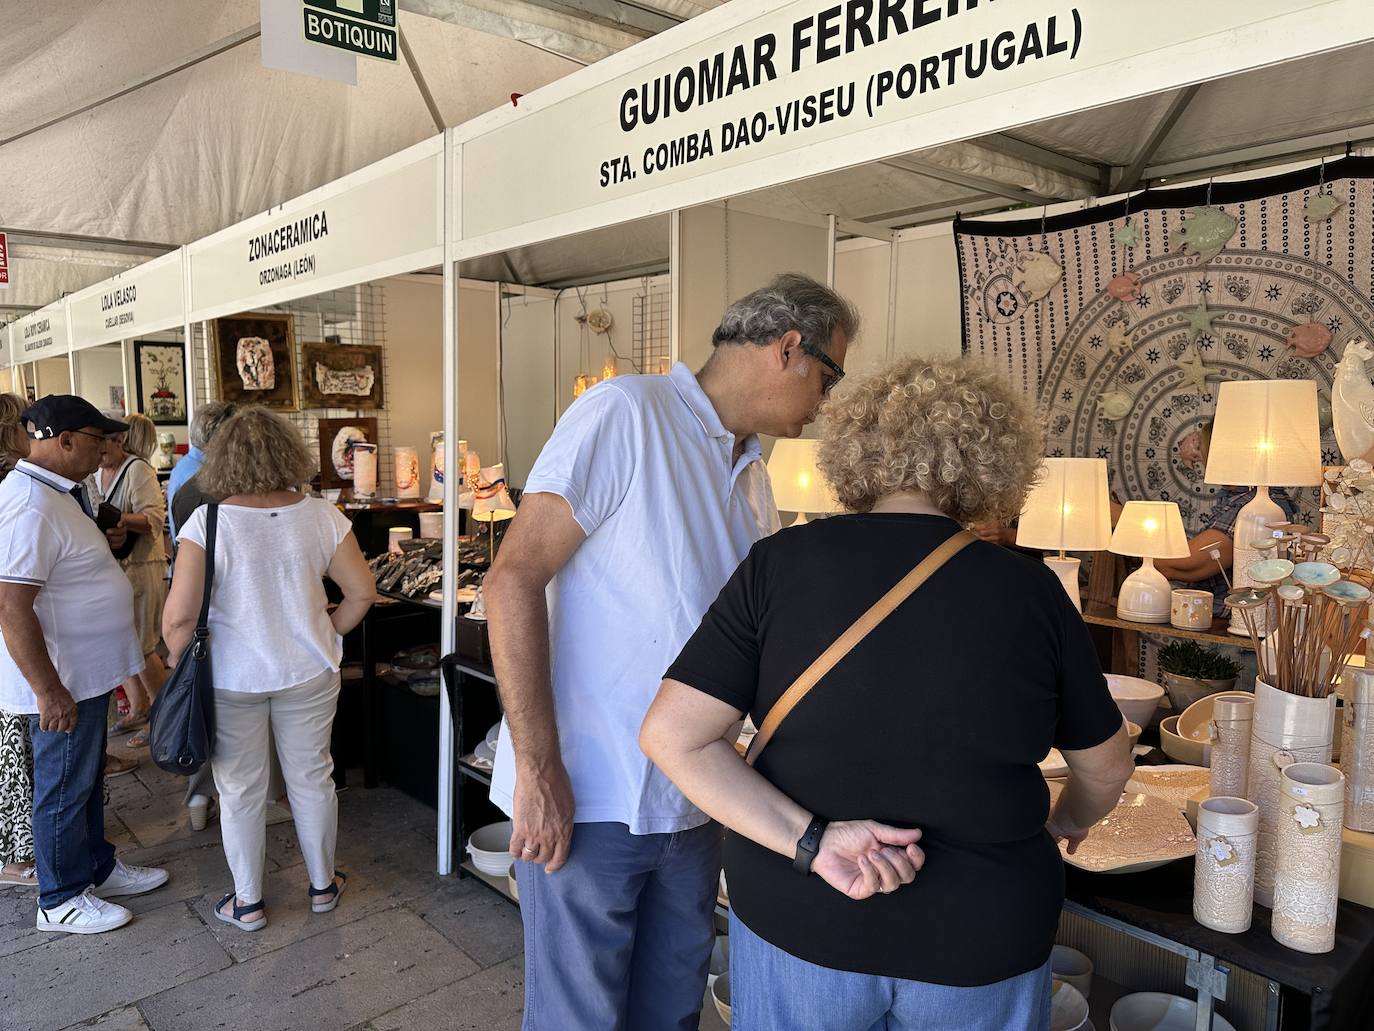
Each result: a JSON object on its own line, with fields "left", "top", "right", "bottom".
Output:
{"left": 1248, "top": 679, "right": 1337, "bottom": 908}
{"left": 394, "top": 446, "right": 421, "bottom": 499}
{"left": 1193, "top": 797, "right": 1260, "bottom": 934}
{"left": 1343, "top": 671, "right": 1374, "bottom": 832}
{"left": 1272, "top": 763, "right": 1345, "bottom": 954}
{"left": 1210, "top": 694, "right": 1254, "bottom": 800}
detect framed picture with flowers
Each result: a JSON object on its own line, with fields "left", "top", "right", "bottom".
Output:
{"left": 133, "top": 341, "right": 188, "bottom": 425}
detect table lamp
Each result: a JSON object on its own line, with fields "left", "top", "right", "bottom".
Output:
{"left": 1110, "top": 501, "right": 1190, "bottom": 623}
{"left": 472, "top": 463, "right": 516, "bottom": 563}
{"left": 767, "top": 439, "right": 838, "bottom": 525}
{"left": 1205, "top": 380, "right": 1322, "bottom": 635}
{"left": 1015, "top": 458, "right": 1112, "bottom": 612}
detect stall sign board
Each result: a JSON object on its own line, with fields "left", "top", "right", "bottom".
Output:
{"left": 187, "top": 136, "right": 443, "bottom": 322}
{"left": 455, "top": 0, "right": 1362, "bottom": 254}
{"left": 0, "top": 232, "right": 9, "bottom": 287}
{"left": 303, "top": 0, "right": 397, "bottom": 62}
{"left": 67, "top": 250, "right": 186, "bottom": 350}
{"left": 12, "top": 302, "right": 68, "bottom": 363}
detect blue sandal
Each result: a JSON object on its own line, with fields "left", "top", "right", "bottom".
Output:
{"left": 309, "top": 871, "right": 347, "bottom": 914}
{"left": 214, "top": 893, "right": 266, "bottom": 931}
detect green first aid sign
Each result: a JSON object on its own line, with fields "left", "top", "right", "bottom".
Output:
{"left": 303, "top": 0, "right": 397, "bottom": 62}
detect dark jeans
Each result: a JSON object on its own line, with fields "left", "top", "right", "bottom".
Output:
{"left": 29, "top": 691, "right": 116, "bottom": 909}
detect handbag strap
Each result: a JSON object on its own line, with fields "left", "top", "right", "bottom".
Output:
{"left": 746, "top": 528, "right": 976, "bottom": 767}
{"left": 191, "top": 504, "right": 218, "bottom": 657}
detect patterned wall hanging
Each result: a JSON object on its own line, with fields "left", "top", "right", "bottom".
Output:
{"left": 956, "top": 157, "right": 1374, "bottom": 534}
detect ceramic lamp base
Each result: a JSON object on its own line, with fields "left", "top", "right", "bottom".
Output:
{"left": 1044, "top": 555, "right": 1082, "bottom": 612}
{"left": 1229, "top": 487, "right": 1285, "bottom": 636}
{"left": 1117, "top": 558, "right": 1171, "bottom": 623}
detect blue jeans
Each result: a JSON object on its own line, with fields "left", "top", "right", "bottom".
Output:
{"left": 728, "top": 909, "right": 1053, "bottom": 1031}
{"left": 29, "top": 692, "right": 117, "bottom": 909}
{"left": 515, "top": 820, "right": 721, "bottom": 1031}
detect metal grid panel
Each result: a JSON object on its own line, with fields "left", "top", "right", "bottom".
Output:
{"left": 631, "top": 276, "right": 671, "bottom": 374}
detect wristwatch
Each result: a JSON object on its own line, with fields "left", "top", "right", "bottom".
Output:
{"left": 793, "top": 816, "right": 828, "bottom": 875}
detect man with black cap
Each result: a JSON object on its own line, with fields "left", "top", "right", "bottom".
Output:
{"left": 0, "top": 396, "right": 169, "bottom": 934}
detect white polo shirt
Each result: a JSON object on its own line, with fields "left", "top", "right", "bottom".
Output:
{"left": 0, "top": 460, "right": 143, "bottom": 714}
{"left": 490, "top": 363, "right": 780, "bottom": 835}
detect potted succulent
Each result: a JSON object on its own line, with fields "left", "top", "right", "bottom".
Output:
{"left": 1157, "top": 640, "right": 1242, "bottom": 712}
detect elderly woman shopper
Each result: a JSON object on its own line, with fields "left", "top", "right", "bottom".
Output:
{"left": 163, "top": 407, "right": 375, "bottom": 932}
{"left": 88, "top": 412, "right": 168, "bottom": 750}
{"left": 642, "top": 357, "right": 1134, "bottom": 1031}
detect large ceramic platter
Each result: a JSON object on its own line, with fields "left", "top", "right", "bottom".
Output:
{"left": 1040, "top": 748, "right": 1069, "bottom": 779}
{"left": 1049, "top": 783, "right": 1196, "bottom": 874}
{"left": 1125, "top": 765, "right": 1210, "bottom": 812}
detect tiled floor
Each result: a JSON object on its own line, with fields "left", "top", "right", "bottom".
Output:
{"left": 0, "top": 736, "right": 729, "bottom": 1031}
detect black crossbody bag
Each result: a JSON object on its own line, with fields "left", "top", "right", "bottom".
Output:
{"left": 148, "top": 504, "right": 218, "bottom": 774}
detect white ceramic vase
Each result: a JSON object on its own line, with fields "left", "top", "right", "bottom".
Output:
{"left": 1343, "top": 670, "right": 1374, "bottom": 832}
{"left": 353, "top": 443, "right": 378, "bottom": 498}
{"left": 1209, "top": 695, "right": 1254, "bottom": 800}
{"left": 1247, "top": 679, "right": 1337, "bottom": 908}
{"left": 1272, "top": 763, "right": 1345, "bottom": 954}
{"left": 395, "top": 446, "right": 421, "bottom": 499}
{"left": 1193, "top": 797, "right": 1259, "bottom": 934}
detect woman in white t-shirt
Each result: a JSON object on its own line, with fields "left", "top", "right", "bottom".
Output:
{"left": 163, "top": 407, "right": 376, "bottom": 932}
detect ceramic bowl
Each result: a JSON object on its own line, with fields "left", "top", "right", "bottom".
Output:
{"left": 1249, "top": 558, "right": 1295, "bottom": 585}
{"left": 1051, "top": 945, "right": 1093, "bottom": 1000}
{"left": 1051, "top": 979, "right": 1090, "bottom": 1031}
{"left": 467, "top": 821, "right": 513, "bottom": 877}
{"left": 708, "top": 934, "right": 730, "bottom": 988}
{"left": 1160, "top": 716, "right": 1209, "bottom": 766}
{"left": 711, "top": 972, "right": 731, "bottom": 1025}
{"left": 1109, "top": 992, "right": 1236, "bottom": 1031}
{"left": 1161, "top": 673, "right": 1237, "bottom": 714}
{"left": 1125, "top": 722, "right": 1142, "bottom": 750}
{"left": 1178, "top": 691, "right": 1253, "bottom": 743}
{"left": 1106, "top": 675, "right": 1165, "bottom": 728}
{"left": 1040, "top": 748, "right": 1070, "bottom": 779}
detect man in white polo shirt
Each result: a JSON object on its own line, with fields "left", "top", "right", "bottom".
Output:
{"left": 486, "top": 273, "right": 857, "bottom": 1029}
{"left": 0, "top": 396, "right": 169, "bottom": 934}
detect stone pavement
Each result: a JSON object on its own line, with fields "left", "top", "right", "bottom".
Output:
{"left": 0, "top": 739, "right": 730, "bottom": 1031}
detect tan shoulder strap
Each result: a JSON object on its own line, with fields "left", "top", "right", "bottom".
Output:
{"left": 746, "top": 529, "right": 976, "bottom": 767}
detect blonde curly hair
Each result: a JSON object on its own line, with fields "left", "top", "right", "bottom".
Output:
{"left": 199, "top": 406, "right": 314, "bottom": 497}
{"left": 817, "top": 357, "right": 1043, "bottom": 524}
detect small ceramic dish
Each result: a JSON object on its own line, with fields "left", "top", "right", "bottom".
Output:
{"left": 1159, "top": 716, "right": 1208, "bottom": 766}
{"left": 1248, "top": 558, "right": 1295, "bottom": 585}
{"left": 467, "top": 821, "right": 514, "bottom": 877}
{"left": 1178, "top": 691, "right": 1254, "bottom": 743}
{"left": 1292, "top": 561, "right": 1340, "bottom": 587}
{"left": 1051, "top": 979, "right": 1090, "bottom": 1031}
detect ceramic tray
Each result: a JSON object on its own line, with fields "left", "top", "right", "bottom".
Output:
{"left": 1049, "top": 783, "right": 1196, "bottom": 874}
{"left": 1124, "top": 765, "right": 1211, "bottom": 812}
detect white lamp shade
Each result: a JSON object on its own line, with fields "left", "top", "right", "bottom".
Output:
{"left": 1110, "top": 501, "right": 1190, "bottom": 559}
{"left": 766, "top": 439, "right": 838, "bottom": 514}
{"left": 1204, "top": 379, "right": 1322, "bottom": 487}
{"left": 1016, "top": 458, "right": 1112, "bottom": 552}
{"left": 472, "top": 463, "right": 516, "bottom": 523}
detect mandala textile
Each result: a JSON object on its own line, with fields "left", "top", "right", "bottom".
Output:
{"left": 956, "top": 157, "right": 1374, "bottom": 535}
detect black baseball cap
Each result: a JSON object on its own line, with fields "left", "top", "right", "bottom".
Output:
{"left": 23, "top": 395, "right": 128, "bottom": 440}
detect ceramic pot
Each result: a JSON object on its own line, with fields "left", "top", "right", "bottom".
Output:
{"left": 1247, "top": 679, "right": 1337, "bottom": 907}
{"left": 1209, "top": 695, "right": 1254, "bottom": 800}
{"left": 353, "top": 443, "right": 378, "bottom": 498}
{"left": 1272, "top": 763, "right": 1345, "bottom": 953}
{"left": 1162, "top": 672, "right": 1237, "bottom": 713}
{"left": 394, "top": 446, "right": 421, "bottom": 499}
{"left": 1170, "top": 589, "right": 1214, "bottom": 630}
{"left": 1193, "top": 797, "right": 1259, "bottom": 933}
{"left": 418, "top": 511, "right": 444, "bottom": 540}
{"left": 1342, "top": 670, "right": 1374, "bottom": 832}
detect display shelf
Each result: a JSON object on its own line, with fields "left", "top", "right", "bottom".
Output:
{"left": 378, "top": 589, "right": 442, "bottom": 610}
{"left": 1081, "top": 602, "right": 1256, "bottom": 651}
{"left": 459, "top": 756, "right": 493, "bottom": 786}
{"left": 460, "top": 860, "right": 519, "bottom": 907}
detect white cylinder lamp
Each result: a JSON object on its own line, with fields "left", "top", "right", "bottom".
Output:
{"left": 1015, "top": 458, "right": 1112, "bottom": 612}
{"left": 394, "top": 445, "right": 421, "bottom": 499}
{"left": 353, "top": 443, "right": 378, "bottom": 498}
{"left": 387, "top": 526, "right": 413, "bottom": 554}
{"left": 419, "top": 511, "right": 444, "bottom": 540}
{"left": 766, "top": 439, "right": 838, "bottom": 526}
{"left": 1205, "top": 380, "right": 1322, "bottom": 635}
{"left": 1110, "top": 501, "right": 1190, "bottom": 623}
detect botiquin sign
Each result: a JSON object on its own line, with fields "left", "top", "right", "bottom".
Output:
{"left": 302, "top": 0, "right": 396, "bottom": 62}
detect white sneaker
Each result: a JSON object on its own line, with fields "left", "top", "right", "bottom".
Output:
{"left": 36, "top": 888, "right": 132, "bottom": 935}
{"left": 92, "top": 859, "right": 169, "bottom": 899}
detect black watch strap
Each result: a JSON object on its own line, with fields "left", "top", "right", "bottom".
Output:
{"left": 793, "top": 816, "right": 828, "bottom": 875}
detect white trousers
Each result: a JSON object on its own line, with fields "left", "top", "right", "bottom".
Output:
{"left": 212, "top": 669, "right": 341, "bottom": 903}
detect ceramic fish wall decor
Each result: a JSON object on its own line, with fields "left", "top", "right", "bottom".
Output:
{"left": 1177, "top": 206, "right": 1238, "bottom": 264}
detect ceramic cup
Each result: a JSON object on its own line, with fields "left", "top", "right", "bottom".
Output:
{"left": 1209, "top": 695, "right": 1254, "bottom": 800}
{"left": 1171, "top": 589, "right": 1214, "bottom": 630}
{"left": 1193, "top": 797, "right": 1259, "bottom": 934}
{"left": 1273, "top": 762, "right": 1345, "bottom": 954}
{"left": 387, "top": 526, "right": 413, "bottom": 554}
{"left": 1050, "top": 945, "right": 1093, "bottom": 999}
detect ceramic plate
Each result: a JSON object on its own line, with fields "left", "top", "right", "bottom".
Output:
{"left": 1040, "top": 748, "right": 1069, "bottom": 779}
{"left": 1125, "top": 766, "right": 1210, "bottom": 812}
{"left": 1178, "top": 691, "right": 1253, "bottom": 742}
{"left": 1048, "top": 784, "right": 1196, "bottom": 874}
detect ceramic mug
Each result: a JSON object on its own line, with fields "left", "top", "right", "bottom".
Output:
{"left": 1171, "top": 589, "right": 1214, "bottom": 630}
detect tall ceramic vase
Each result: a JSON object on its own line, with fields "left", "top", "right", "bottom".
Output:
{"left": 353, "top": 443, "right": 378, "bottom": 498}
{"left": 1210, "top": 694, "right": 1254, "bottom": 800}
{"left": 1343, "top": 670, "right": 1374, "bottom": 832}
{"left": 1248, "top": 679, "right": 1337, "bottom": 908}
{"left": 1193, "top": 797, "right": 1260, "bottom": 934}
{"left": 394, "top": 446, "right": 420, "bottom": 499}
{"left": 1272, "top": 763, "right": 1345, "bottom": 953}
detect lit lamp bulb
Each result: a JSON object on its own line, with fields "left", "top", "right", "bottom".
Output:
{"left": 601, "top": 355, "right": 618, "bottom": 381}
{"left": 1110, "top": 501, "right": 1190, "bottom": 623}
{"left": 766, "top": 439, "right": 837, "bottom": 527}
{"left": 1016, "top": 458, "right": 1111, "bottom": 612}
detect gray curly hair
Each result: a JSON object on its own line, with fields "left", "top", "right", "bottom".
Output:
{"left": 817, "top": 357, "right": 1043, "bottom": 524}
{"left": 711, "top": 273, "right": 859, "bottom": 354}
{"left": 189, "top": 400, "right": 239, "bottom": 450}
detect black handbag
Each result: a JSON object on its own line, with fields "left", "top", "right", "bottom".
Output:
{"left": 148, "top": 504, "right": 218, "bottom": 775}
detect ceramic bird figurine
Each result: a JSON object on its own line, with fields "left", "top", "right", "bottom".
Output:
{"left": 1177, "top": 206, "right": 1237, "bottom": 264}
{"left": 1014, "top": 251, "right": 1062, "bottom": 302}
{"left": 1285, "top": 321, "right": 1334, "bottom": 359}
{"left": 1097, "top": 391, "right": 1133, "bottom": 422}
{"left": 1107, "top": 271, "right": 1143, "bottom": 302}
{"left": 1331, "top": 339, "right": 1374, "bottom": 464}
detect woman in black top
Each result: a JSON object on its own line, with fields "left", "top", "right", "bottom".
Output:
{"left": 642, "top": 358, "right": 1134, "bottom": 1030}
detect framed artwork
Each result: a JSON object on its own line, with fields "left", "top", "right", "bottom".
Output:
{"left": 300, "top": 342, "right": 384, "bottom": 409}
{"left": 133, "top": 341, "right": 187, "bottom": 424}
{"left": 212, "top": 312, "right": 298, "bottom": 410}
{"left": 318, "top": 417, "right": 379, "bottom": 490}
{"left": 108, "top": 385, "right": 126, "bottom": 413}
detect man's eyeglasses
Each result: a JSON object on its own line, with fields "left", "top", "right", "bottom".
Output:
{"left": 801, "top": 343, "right": 845, "bottom": 395}
{"left": 69, "top": 430, "right": 118, "bottom": 443}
